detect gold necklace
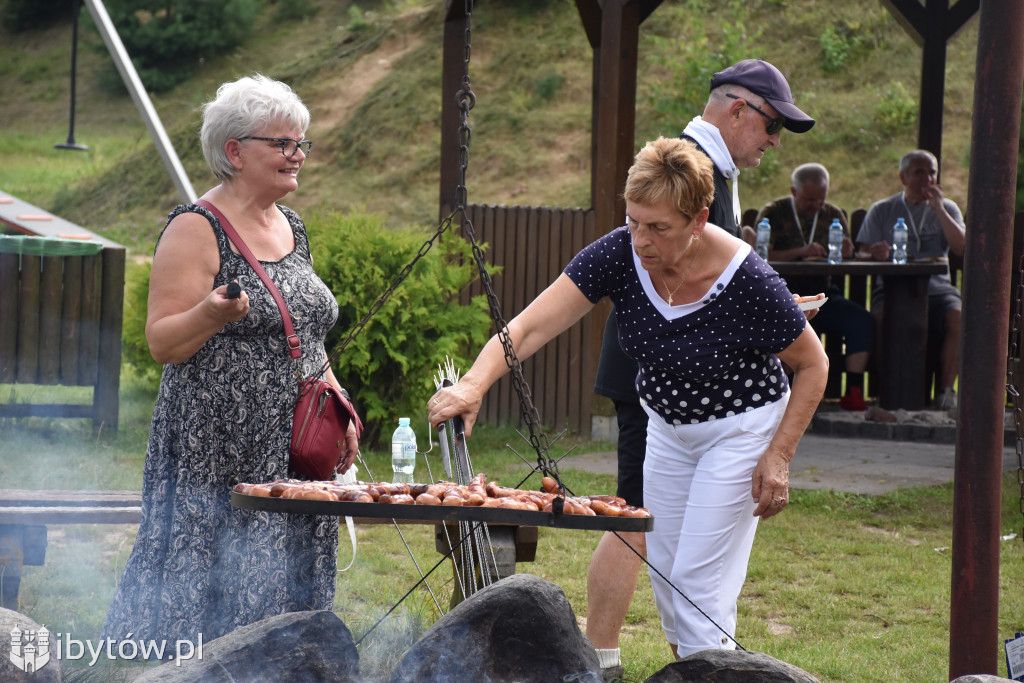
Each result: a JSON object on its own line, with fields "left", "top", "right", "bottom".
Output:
{"left": 659, "top": 236, "right": 703, "bottom": 306}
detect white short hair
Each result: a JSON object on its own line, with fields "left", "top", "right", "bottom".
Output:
{"left": 899, "top": 149, "right": 938, "bottom": 175}
{"left": 200, "top": 74, "right": 311, "bottom": 180}
{"left": 791, "top": 163, "right": 829, "bottom": 191}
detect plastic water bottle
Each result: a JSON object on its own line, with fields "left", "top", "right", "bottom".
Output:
{"left": 827, "top": 218, "right": 843, "bottom": 264}
{"left": 892, "top": 217, "right": 908, "bottom": 264}
{"left": 391, "top": 417, "right": 417, "bottom": 483}
{"left": 755, "top": 218, "right": 771, "bottom": 260}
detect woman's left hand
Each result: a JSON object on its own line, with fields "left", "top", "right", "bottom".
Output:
{"left": 751, "top": 450, "right": 790, "bottom": 519}
{"left": 338, "top": 421, "right": 359, "bottom": 474}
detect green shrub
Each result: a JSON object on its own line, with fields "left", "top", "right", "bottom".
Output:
{"left": 874, "top": 81, "right": 918, "bottom": 135}
{"left": 818, "top": 25, "right": 852, "bottom": 73}
{"left": 120, "top": 209, "right": 494, "bottom": 448}
{"left": 534, "top": 72, "right": 565, "bottom": 102}
{"left": 89, "top": 0, "right": 262, "bottom": 93}
{"left": 273, "top": 0, "right": 318, "bottom": 24}
{"left": 306, "top": 209, "right": 493, "bottom": 448}
{"left": 121, "top": 259, "right": 163, "bottom": 390}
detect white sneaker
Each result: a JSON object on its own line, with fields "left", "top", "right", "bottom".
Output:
{"left": 932, "top": 388, "right": 957, "bottom": 412}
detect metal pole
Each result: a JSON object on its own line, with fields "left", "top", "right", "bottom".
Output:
{"left": 950, "top": 0, "right": 1024, "bottom": 678}
{"left": 55, "top": 0, "right": 88, "bottom": 151}
{"left": 82, "top": 0, "right": 196, "bottom": 203}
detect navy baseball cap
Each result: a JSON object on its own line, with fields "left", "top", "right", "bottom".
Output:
{"left": 710, "top": 59, "right": 815, "bottom": 134}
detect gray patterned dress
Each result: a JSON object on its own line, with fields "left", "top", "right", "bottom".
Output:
{"left": 104, "top": 204, "right": 340, "bottom": 646}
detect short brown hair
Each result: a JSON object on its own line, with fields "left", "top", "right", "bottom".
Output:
{"left": 624, "top": 137, "right": 715, "bottom": 220}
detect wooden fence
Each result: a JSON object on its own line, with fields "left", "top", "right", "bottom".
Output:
{"left": 457, "top": 204, "right": 607, "bottom": 435}
{"left": 0, "top": 247, "right": 126, "bottom": 431}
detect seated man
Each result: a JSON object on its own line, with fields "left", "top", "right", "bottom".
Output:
{"left": 855, "top": 149, "right": 966, "bottom": 411}
{"left": 757, "top": 163, "right": 874, "bottom": 410}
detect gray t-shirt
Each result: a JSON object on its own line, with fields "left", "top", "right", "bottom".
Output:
{"left": 856, "top": 191, "right": 963, "bottom": 297}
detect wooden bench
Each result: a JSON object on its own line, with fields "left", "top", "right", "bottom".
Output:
{"left": 0, "top": 489, "right": 142, "bottom": 609}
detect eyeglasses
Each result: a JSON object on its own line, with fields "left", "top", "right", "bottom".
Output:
{"left": 725, "top": 94, "right": 785, "bottom": 135}
{"left": 238, "top": 136, "right": 313, "bottom": 158}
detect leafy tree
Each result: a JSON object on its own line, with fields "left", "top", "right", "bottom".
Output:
{"left": 94, "top": 0, "right": 262, "bottom": 93}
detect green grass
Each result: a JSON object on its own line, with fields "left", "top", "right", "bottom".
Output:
{"left": 3, "top": 381, "right": 1024, "bottom": 681}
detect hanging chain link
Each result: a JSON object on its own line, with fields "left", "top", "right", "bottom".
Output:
{"left": 1006, "top": 250, "right": 1024, "bottom": 543}
{"left": 448, "top": 0, "right": 562, "bottom": 488}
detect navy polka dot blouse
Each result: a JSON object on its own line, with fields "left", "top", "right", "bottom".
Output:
{"left": 565, "top": 227, "right": 807, "bottom": 425}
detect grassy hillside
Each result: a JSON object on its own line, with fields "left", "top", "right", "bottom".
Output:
{"left": 0, "top": 0, "right": 980, "bottom": 251}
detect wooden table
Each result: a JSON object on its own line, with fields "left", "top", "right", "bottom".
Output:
{"left": 769, "top": 260, "right": 949, "bottom": 410}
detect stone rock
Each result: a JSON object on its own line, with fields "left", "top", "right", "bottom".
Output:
{"left": 134, "top": 610, "right": 361, "bottom": 682}
{"left": 0, "top": 607, "right": 62, "bottom": 683}
{"left": 390, "top": 573, "right": 601, "bottom": 682}
{"left": 951, "top": 676, "right": 1017, "bottom": 683}
{"left": 645, "top": 649, "right": 820, "bottom": 682}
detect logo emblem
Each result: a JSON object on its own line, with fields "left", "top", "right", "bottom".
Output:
{"left": 10, "top": 625, "right": 51, "bottom": 673}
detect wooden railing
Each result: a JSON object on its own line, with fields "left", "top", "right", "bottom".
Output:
{"left": 0, "top": 247, "right": 126, "bottom": 431}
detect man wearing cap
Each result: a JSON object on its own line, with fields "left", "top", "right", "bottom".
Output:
{"left": 587, "top": 59, "right": 814, "bottom": 680}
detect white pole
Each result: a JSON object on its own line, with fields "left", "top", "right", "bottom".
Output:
{"left": 82, "top": 0, "right": 197, "bottom": 203}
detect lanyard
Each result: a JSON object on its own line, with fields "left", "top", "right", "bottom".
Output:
{"left": 899, "top": 193, "right": 925, "bottom": 250}
{"left": 790, "top": 196, "right": 819, "bottom": 246}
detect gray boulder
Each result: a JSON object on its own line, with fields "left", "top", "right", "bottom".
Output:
{"left": 0, "top": 607, "right": 61, "bottom": 683}
{"left": 950, "top": 676, "right": 1017, "bottom": 683}
{"left": 645, "top": 649, "right": 820, "bottom": 682}
{"left": 390, "top": 573, "right": 601, "bottom": 682}
{"left": 134, "top": 610, "right": 361, "bottom": 682}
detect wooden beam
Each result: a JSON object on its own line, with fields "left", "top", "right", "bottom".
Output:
{"left": 881, "top": 0, "right": 928, "bottom": 45}
{"left": 574, "top": 0, "right": 600, "bottom": 49}
{"left": 945, "top": 0, "right": 980, "bottom": 39}
{"left": 882, "top": 0, "right": 981, "bottom": 163}
{"left": 439, "top": 4, "right": 468, "bottom": 218}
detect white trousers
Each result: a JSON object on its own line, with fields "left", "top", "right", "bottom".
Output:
{"left": 642, "top": 393, "right": 789, "bottom": 658}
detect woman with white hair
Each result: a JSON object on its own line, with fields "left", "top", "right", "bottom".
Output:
{"left": 104, "top": 74, "right": 357, "bottom": 647}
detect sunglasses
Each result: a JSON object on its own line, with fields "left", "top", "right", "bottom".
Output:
{"left": 725, "top": 94, "right": 785, "bottom": 135}
{"left": 238, "top": 136, "right": 313, "bottom": 158}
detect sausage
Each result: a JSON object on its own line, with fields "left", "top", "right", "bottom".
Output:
{"left": 340, "top": 490, "right": 374, "bottom": 503}
{"left": 588, "top": 494, "right": 628, "bottom": 507}
{"left": 541, "top": 476, "right": 559, "bottom": 493}
{"left": 415, "top": 493, "right": 442, "bottom": 506}
{"left": 293, "top": 487, "right": 336, "bottom": 501}
{"left": 269, "top": 482, "right": 292, "bottom": 498}
{"left": 442, "top": 494, "right": 465, "bottom": 506}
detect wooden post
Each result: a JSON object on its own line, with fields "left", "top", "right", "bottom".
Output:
{"left": 950, "top": 0, "right": 1024, "bottom": 677}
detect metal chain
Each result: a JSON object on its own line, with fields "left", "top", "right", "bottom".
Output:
{"left": 1007, "top": 250, "right": 1024, "bottom": 543}
{"left": 449, "top": 0, "right": 563, "bottom": 490}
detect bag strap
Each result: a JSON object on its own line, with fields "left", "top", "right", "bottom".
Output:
{"left": 197, "top": 199, "right": 302, "bottom": 360}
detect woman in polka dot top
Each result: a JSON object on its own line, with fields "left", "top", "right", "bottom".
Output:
{"left": 428, "top": 137, "right": 828, "bottom": 661}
